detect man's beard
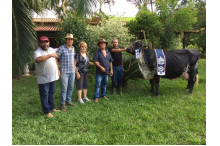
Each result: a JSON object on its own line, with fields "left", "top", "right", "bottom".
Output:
{"left": 41, "top": 44, "right": 49, "bottom": 50}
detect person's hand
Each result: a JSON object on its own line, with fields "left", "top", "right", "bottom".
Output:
{"left": 110, "top": 70, "right": 113, "bottom": 76}
{"left": 51, "top": 53, "right": 60, "bottom": 58}
{"left": 100, "top": 66, "right": 106, "bottom": 72}
{"left": 58, "top": 70, "right": 61, "bottom": 77}
{"left": 124, "top": 47, "right": 127, "bottom": 51}
{"left": 76, "top": 72, "right": 81, "bottom": 79}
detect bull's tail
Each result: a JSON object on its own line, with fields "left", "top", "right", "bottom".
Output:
{"left": 195, "top": 60, "right": 199, "bottom": 86}
{"left": 196, "top": 74, "right": 199, "bottom": 86}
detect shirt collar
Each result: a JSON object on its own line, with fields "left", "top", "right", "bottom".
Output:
{"left": 64, "top": 44, "right": 73, "bottom": 49}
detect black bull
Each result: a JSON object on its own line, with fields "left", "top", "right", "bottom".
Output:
{"left": 126, "top": 41, "right": 200, "bottom": 96}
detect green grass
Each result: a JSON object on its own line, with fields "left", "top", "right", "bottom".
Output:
{"left": 110, "top": 17, "right": 135, "bottom": 22}
{"left": 12, "top": 59, "right": 206, "bottom": 145}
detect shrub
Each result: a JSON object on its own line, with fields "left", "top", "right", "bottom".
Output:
{"left": 87, "top": 18, "right": 136, "bottom": 51}
{"left": 56, "top": 13, "right": 94, "bottom": 55}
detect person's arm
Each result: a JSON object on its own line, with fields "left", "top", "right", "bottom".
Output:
{"left": 35, "top": 53, "right": 59, "bottom": 63}
{"left": 94, "top": 61, "right": 106, "bottom": 72}
{"left": 93, "top": 50, "right": 105, "bottom": 72}
{"left": 56, "top": 58, "right": 60, "bottom": 77}
{"left": 110, "top": 47, "right": 127, "bottom": 53}
{"left": 74, "top": 59, "right": 81, "bottom": 79}
{"left": 110, "top": 62, "right": 113, "bottom": 76}
{"left": 89, "top": 62, "right": 95, "bottom": 65}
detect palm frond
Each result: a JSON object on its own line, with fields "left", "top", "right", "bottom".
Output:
{"left": 70, "top": 0, "right": 99, "bottom": 17}
{"left": 12, "top": 0, "right": 37, "bottom": 79}
{"left": 122, "top": 54, "right": 143, "bottom": 83}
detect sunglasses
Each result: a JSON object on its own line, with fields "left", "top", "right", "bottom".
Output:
{"left": 81, "top": 46, "right": 87, "bottom": 48}
{"left": 40, "top": 41, "right": 49, "bottom": 43}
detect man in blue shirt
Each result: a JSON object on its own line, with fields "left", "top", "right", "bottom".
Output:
{"left": 93, "top": 39, "right": 113, "bottom": 103}
{"left": 57, "top": 33, "right": 77, "bottom": 111}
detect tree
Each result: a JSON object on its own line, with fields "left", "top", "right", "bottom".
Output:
{"left": 87, "top": 17, "right": 136, "bottom": 55}
{"left": 12, "top": 0, "right": 59, "bottom": 79}
{"left": 126, "top": 6, "right": 163, "bottom": 48}
{"left": 56, "top": 13, "right": 94, "bottom": 55}
{"left": 126, "top": 0, "right": 155, "bottom": 12}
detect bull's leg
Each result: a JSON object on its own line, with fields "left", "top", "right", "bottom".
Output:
{"left": 186, "top": 81, "right": 190, "bottom": 89}
{"left": 149, "top": 79, "right": 154, "bottom": 93}
{"left": 187, "top": 68, "right": 196, "bottom": 95}
{"left": 154, "top": 76, "right": 160, "bottom": 97}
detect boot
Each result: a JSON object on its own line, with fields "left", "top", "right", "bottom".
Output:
{"left": 113, "top": 88, "right": 116, "bottom": 94}
{"left": 119, "top": 87, "right": 123, "bottom": 95}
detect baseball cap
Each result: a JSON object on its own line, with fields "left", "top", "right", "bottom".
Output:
{"left": 40, "top": 36, "right": 49, "bottom": 42}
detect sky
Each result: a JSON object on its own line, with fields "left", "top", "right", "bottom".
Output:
{"left": 34, "top": 0, "right": 140, "bottom": 18}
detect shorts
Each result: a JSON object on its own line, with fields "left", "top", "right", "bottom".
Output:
{"left": 76, "top": 73, "right": 89, "bottom": 90}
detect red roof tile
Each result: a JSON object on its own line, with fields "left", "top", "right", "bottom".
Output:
{"left": 32, "top": 18, "right": 61, "bottom": 23}
{"left": 35, "top": 26, "right": 59, "bottom": 31}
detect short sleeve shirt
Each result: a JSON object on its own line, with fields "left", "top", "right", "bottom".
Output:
{"left": 93, "top": 49, "right": 113, "bottom": 75}
{"left": 74, "top": 53, "right": 90, "bottom": 74}
{"left": 57, "top": 44, "right": 75, "bottom": 73}
{"left": 108, "top": 46, "right": 124, "bottom": 66}
{"left": 34, "top": 47, "right": 59, "bottom": 84}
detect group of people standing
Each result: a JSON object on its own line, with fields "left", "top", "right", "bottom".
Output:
{"left": 34, "top": 33, "right": 127, "bottom": 117}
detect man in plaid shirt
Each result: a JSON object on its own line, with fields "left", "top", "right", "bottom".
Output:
{"left": 57, "top": 33, "right": 77, "bottom": 111}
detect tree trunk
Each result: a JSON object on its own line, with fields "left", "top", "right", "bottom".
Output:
{"left": 183, "top": 35, "right": 186, "bottom": 49}
{"left": 182, "top": 32, "right": 186, "bottom": 49}
{"left": 151, "top": 0, "right": 153, "bottom": 12}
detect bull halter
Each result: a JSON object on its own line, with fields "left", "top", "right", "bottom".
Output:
{"left": 130, "top": 45, "right": 135, "bottom": 50}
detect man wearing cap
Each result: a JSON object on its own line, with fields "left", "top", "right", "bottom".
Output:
{"left": 108, "top": 39, "right": 127, "bottom": 95}
{"left": 93, "top": 39, "right": 113, "bottom": 103}
{"left": 34, "top": 36, "right": 60, "bottom": 118}
{"left": 57, "top": 33, "right": 77, "bottom": 111}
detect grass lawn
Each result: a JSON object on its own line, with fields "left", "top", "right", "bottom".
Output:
{"left": 12, "top": 59, "right": 206, "bottom": 145}
{"left": 110, "top": 17, "right": 135, "bottom": 22}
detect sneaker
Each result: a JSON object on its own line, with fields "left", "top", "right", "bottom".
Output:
{"left": 83, "top": 97, "right": 91, "bottom": 102}
{"left": 78, "top": 98, "right": 84, "bottom": 104}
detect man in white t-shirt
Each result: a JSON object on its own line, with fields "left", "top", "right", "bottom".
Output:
{"left": 34, "top": 36, "right": 60, "bottom": 118}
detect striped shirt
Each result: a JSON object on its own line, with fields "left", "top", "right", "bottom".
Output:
{"left": 57, "top": 44, "right": 75, "bottom": 73}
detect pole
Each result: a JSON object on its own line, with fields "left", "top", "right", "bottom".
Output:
{"left": 141, "top": 30, "right": 147, "bottom": 46}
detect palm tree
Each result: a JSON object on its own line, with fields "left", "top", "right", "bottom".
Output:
{"left": 126, "top": 0, "right": 155, "bottom": 12}
{"left": 12, "top": 0, "right": 59, "bottom": 79}
{"left": 12, "top": 0, "right": 114, "bottom": 79}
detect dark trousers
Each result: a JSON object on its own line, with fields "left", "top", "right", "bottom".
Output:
{"left": 111, "top": 66, "right": 124, "bottom": 88}
{"left": 38, "top": 81, "right": 56, "bottom": 114}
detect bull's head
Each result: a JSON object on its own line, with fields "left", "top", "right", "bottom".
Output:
{"left": 126, "top": 41, "right": 144, "bottom": 55}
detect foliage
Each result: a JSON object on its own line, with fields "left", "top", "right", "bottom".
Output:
{"left": 12, "top": 0, "right": 37, "bottom": 79}
{"left": 135, "top": 6, "right": 163, "bottom": 47}
{"left": 126, "top": 0, "right": 199, "bottom": 50}
{"left": 56, "top": 13, "right": 94, "bottom": 54}
{"left": 12, "top": 0, "right": 59, "bottom": 79}
{"left": 173, "top": 3, "right": 198, "bottom": 32}
{"left": 194, "top": 30, "right": 206, "bottom": 56}
{"left": 87, "top": 17, "right": 136, "bottom": 54}
{"left": 122, "top": 54, "right": 143, "bottom": 86}
{"left": 12, "top": 59, "right": 206, "bottom": 145}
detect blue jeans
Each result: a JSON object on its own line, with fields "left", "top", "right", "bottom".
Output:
{"left": 38, "top": 81, "right": 56, "bottom": 114}
{"left": 111, "top": 66, "right": 124, "bottom": 88}
{"left": 94, "top": 74, "right": 108, "bottom": 99}
{"left": 60, "top": 73, "right": 75, "bottom": 106}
